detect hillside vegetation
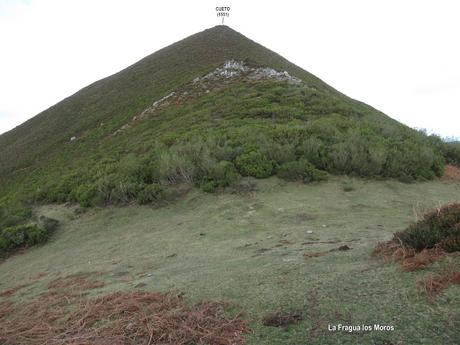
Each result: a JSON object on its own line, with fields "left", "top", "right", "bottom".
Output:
{"left": 444, "top": 141, "right": 460, "bottom": 166}
{"left": 0, "top": 26, "right": 458, "bottom": 252}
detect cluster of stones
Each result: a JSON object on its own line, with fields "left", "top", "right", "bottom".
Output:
{"left": 193, "top": 60, "right": 301, "bottom": 85}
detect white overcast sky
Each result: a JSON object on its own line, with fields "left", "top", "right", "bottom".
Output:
{"left": 0, "top": 0, "right": 459, "bottom": 137}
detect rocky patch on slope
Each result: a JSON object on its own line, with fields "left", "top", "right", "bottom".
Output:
{"left": 113, "top": 60, "right": 304, "bottom": 135}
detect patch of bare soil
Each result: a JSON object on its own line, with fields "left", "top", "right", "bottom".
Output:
{"left": 303, "top": 245, "right": 353, "bottom": 258}
{"left": 262, "top": 310, "right": 302, "bottom": 327}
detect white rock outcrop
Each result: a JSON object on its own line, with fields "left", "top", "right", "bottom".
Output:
{"left": 113, "top": 61, "right": 304, "bottom": 135}
{"left": 193, "top": 60, "right": 301, "bottom": 85}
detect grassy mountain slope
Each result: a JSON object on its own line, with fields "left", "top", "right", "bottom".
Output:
{"left": 0, "top": 26, "right": 428, "bottom": 187}
{"left": 0, "top": 25, "right": 333, "bottom": 180}
{"left": 0, "top": 25, "right": 453, "bottom": 243}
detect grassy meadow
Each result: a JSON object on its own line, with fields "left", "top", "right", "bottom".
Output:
{"left": 1, "top": 176, "right": 459, "bottom": 344}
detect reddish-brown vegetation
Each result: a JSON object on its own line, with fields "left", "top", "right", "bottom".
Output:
{"left": 303, "top": 245, "right": 353, "bottom": 258}
{"left": 418, "top": 268, "right": 460, "bottom": 299}
{"left": 0, "top": 283, "right": 31, "bottom": 297}
{"left": 400, "top": 248, "right": 444, "bottom": 272}
{"left": 441, "top": 164, "right": 460, "bottom": 181}
{"left": 0, "top": 272, "right": 248, "bottom": 345}
{"left": 372, "top": 242, "right": 444, "bottom": 271}
{"left": 47, "top": 273, "right": 105, "bottom": 291}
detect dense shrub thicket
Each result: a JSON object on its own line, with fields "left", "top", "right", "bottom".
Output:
{"left": 442, "top": 142, "right": 460, "bottom": 166}
{"left": 0, "top": 202, "right": 32, "bottom": 230}
{"left": 0, "top": 201, "right": 58, "bottom": 256}
{"left": 277, "top": 159, "right": 328, "bottom": 182}
{"left": 28, "top": 117, "right": 448, "bottom": 208}
{"left": 394, "top": 203, "right": 460, "bottom": 252}
{"left": 0, "top": 216, "right": 58, "bottom": 256}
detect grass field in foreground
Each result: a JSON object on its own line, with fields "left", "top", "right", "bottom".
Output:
{"left": 1, "top": 176, "right": 460, "bottom": 344}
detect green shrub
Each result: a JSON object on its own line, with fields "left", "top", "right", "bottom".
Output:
{"left": 0, "top": 203, "right": 33, "bottom": 228}
{"left": 439, "top": 236, "right": 460, "bottom": 252}
{"left": 135, "top": 157, "right": 161, "bottom": 184}
{"left": 199, "top": 180, "right": 218, "bottom": 193}
{"left": 327, "top": 142, "right": 351, "bottom": 174}
{"left": 39, "top": 216, "right": 59, "bottom": 232}
{"left": 0, "top": 224, "right": 49, "bottom": 254}
{"left": 200, "top": 161, "right": 239, "bottom": 192}
{"left": 394, "top": 203, "right": 460, "bottom": 252}
{"left": 277, "top": 159, "right": 328, "bottom": 183}
{"left": 110, "top": 181, "right": 142, "bottom": 204}
{"left": 137, "top": 184, "right": 163, "bottom": 204}
{"left": 235, "top": 151, "right": 273, "bottom": 178}
{"left": 442, "top": 142, "right": 460, "bottom": 166}
{"left": 75, "top": 184, "right": 98, "bottom": 207}
{"left": 2, "top": 226, "right": 25, "bottom": 246}
{"left": 259, "top": 141, "right": 296, "bottom": 166}
{"left": 93, "top": 174, "right": 141, "bottom": 204}
{"left": 211, "top": 141, "right": 241, "bottom": 162}
{"left": 431, "top": 156, "right": 445, "bottom": 177}
{"left": 213, "top": 161, "right": 239, "bottom": 185}
{"left": 277, "top": 160, "right": 305, "bottom": 181}
{"left": 23, "top": 225, "right": 49, "bottom": 246}
{"left": 0, "top": 236, "right": 7, "bottom": 252}
{"left": 326, "top": 132, "right": 386, "bottom": 176}
{"left": 297, "top": 137, "right": 325, "bottom": 169}
{"left": 383, "top": 140, "right": 444, "bottom": 180}
{"left": 230, "top": 177, "right": 257, "bottom": 195}
{"left": 157, "top": 151, "right": 195, "bottom": 184}
{"left": 342, "top": 180, "right": 356, "bottom": 192}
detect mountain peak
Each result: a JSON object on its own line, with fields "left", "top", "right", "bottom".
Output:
{"left": 0, "top": 25, "right": 330, "bottom": 162}
{"left": 0, "top": 24, "right": 449, "bottom": 211}
{"left": 0, "top": 25, "right": 364, "bottom": 181}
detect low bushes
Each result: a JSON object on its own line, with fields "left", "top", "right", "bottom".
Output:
{"left": 373, "top": 205, "right": 460, "bottom": 300}
{"left": 200, "top": 161, "right": 239, "bottom": 192}
{"left": 442, "top": 141, "right": 460, "bottom": 166}
{"left": 394, "top": 203, "right": 460, "bottom": 252}
{"left": 341, "top": 179, "right": 356, "bottom": 192}
{"left": 27, "top": 117, "right": 451, "bottom": 209}
{"left": 0, "top": 221, "right": 57, "bottom": 256}
{"left": 137, "top": 184, "right": 164, "bottom": 205}
{"left": 0, "top": 203, "right": 33, "bottom": 229}
{"left": 235, "top": 151, "right": 273, "bottom": 178}
{"left": 277, "top": 159, "right": 327, "bottom": 183}
{"left": 39, "top": 216, "right": 59, "bottom": 232}
{"left": 373, "top": 203, "right": 460, "bottom": 275}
